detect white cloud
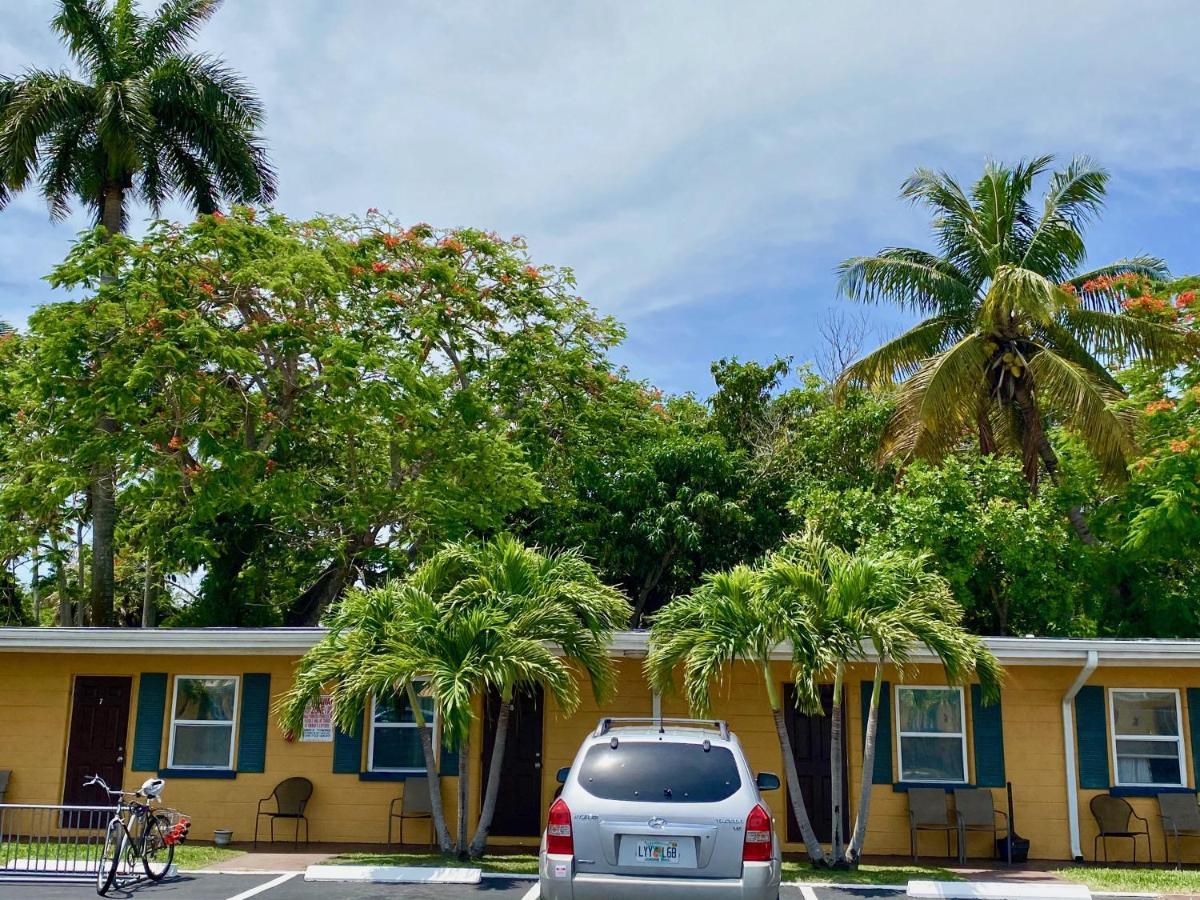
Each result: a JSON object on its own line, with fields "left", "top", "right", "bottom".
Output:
{"left": 2, "top": 0, "right": 1200, "bottom": 385}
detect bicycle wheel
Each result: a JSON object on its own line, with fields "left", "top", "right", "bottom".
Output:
{"left": 141, "top": 813, "right": 176, "bottom": 881}
{"left": 95, "top": 819, "right": 121, "bottom": 896}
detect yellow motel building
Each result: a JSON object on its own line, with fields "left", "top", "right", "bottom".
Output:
{"left": 1, "top": 627, "right": 1199, "bottom": 864}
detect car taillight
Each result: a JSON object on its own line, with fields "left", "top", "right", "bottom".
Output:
{"left": 546, "top": 798, "right": 574, "bottom": 855}
{"left": 743, "top": 803, "right": 772, "bottom": 862}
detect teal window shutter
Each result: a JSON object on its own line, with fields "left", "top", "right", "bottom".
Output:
{"left": 860, "top": 679, "right": 893, "bottom": 784}
{"left": 131, "top": 673, "right": 168, "bottom": 772}
{"left": 1186, "top": 688, "right": 1200, "bottom": 787}
{"left": 332, "top": 711, "right": 365, "bottom": 774}
{"left": 1075, "top": 685, "right": 1110, "bottom": 789}
{"left": 236, "top": 674, "right": 271, "bottom": 773}
{"left": 971, "top": 684, "right": 1006, "bottom": 787}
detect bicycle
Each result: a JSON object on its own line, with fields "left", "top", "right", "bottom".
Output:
{"left": 84, "top": 774, "right": 190, "bottom": 896}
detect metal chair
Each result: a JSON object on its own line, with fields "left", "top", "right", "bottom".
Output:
{"left": 254, "top": 777, "right": 313, "bottom": 848}
{"left": 387, "top": 777, "right": 435, "bottom": 848}
{"left": 909, "top": 787, "right": 957, "bottom": 862}
{"left": 1158, "top": 792, "right": 1200, "bottom": 866}
{"left": 1089, "top": 794, "right": 1151, "bottom": 862}
{"left": 954, "top": 788, "right": 1009, "bottom": 864}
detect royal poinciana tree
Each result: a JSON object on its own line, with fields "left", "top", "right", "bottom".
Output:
{"left": 836, "top": 156, "right": 1194, "bottom": 544}
{"left": 0, "top": 0, "right": 275, "bottom": 624}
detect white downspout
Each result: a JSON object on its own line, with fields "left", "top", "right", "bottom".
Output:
{"left": 1062, "top": 649, "right": 1099, "bottom": 862}
{"left": 651, "top": 690, "right": 662, "bottom": 721}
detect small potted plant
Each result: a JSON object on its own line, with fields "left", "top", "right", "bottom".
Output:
{"left": 213, "top": 829, "right": 234, "bottom": 847}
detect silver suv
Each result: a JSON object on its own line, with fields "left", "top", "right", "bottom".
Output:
{"left": 539, "top": 717, "right": 782, "bottom": 899}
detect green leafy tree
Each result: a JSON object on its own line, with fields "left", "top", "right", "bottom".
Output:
{"left": 837, "top": 156, "right": 1193, "bottom": 544}
{"left": 2, "top": 210, "right": 618, "bottom": 625}
{"left": 281, "top": 535, "right": 631, "bottom": 858}
{"left": 0, "top": 0, "right": 275, "bottom": 624}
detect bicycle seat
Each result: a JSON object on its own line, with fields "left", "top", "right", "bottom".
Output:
{"left": 140, "top": 778, "right": 165, "bottom": 798}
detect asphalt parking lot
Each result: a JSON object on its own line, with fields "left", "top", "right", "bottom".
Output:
{"left": 0, "top": 873, "right": 900, "bottom": 900}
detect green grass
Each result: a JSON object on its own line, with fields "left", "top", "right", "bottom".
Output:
{"left": 1057, "top": 865, "right": 1200, "bottom": 894}
{"left": 0, "top": 841, "right": 242, "bottom": 871}
{"left": 173, "top": 845, "right": 244, "bottom": 870}
{"left": 331, "top": 851, "right": 540, "bottom": 875}
{"left": 782, "top": 860, "right": 960, "bottom": 884}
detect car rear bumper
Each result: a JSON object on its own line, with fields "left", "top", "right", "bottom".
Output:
{"left": 539, "top": 853, "right": 781, "bottom": 900}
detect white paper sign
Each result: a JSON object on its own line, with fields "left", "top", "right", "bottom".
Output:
{"left": 301, "top": 695, "right": 334, "bottom": 742}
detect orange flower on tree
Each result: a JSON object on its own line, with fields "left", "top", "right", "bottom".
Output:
{"left": 1145, "top": 399, "right": 1175, "bottom": 415}
{"left": 1170, "top": 439, "right": 1193, "bottom": 453}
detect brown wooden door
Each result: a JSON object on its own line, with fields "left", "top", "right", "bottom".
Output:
{"left": 480, "top": 686, "right": 543, "bottom": 837}
{"left": 62, "top": 676, "right": 132, "bottom": 807}
{"left": 784, "top": 683, "right": 848, "bottom": 845}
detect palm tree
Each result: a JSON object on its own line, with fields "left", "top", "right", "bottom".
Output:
{"left": 280, "top": 535, "right": 631, "bottom": 859}
{"left": 763, "top": 532, "right": 1002, "bottom": 865}
{"left": 0, "top": 0, "right": 276, "bottom": 624}
{"left": 646, "top": 563, "right": 833, "bottom": 863}
{"left": 430, "top": 535, "right": 632, "bottom": 858}
{"left": 836, "top": 156, "right": 1193, "bottom": 544}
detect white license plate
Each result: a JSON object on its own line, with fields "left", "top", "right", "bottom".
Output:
{"left": 635, "top": 839, "right": 680, "bottom": 864}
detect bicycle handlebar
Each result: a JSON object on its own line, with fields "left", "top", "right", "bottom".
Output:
{"left": 83, "top": 774, "right": 140, "bottom": 799}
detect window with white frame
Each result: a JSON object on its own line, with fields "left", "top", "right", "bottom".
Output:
{"left": 1110, "top": 689, "right": 1185, "bottom": 787}
{"left": 168, "top": 676, "right": 239, "bottom": 769}
{"left": 369, "top": 689, "right": 436, "bottom": 773}
{"left": 896, "top": 685, "right": 968, "bottom": 783}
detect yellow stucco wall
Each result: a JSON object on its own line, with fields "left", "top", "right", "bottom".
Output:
{"left": 1, "top": 646, "right": 1197, "bottom": 862}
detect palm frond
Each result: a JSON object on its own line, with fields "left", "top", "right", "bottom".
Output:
{"left": 899, "top": 167, "right": 992, "bottom": 281}
{"left": 836, "top": 248, "right": 975, "bottom": 316}
{"left": 1063, "top": 307, "right": 1195, "bottom": 365}
{"left": 835, "top": 315, "right": 963, "bottom": 393}
{"left": 880, "top": 332, "right": 991, "bottom": 465}
{"left": 1026, "top": 345, "right": 1136, "bottom": 481}
{"left": 1069, "top": 257, "right": 1171, "bottom": 312}
{"left": 0, "top": 72, "right": 94, "bottom": 192}
{"left": 979, "top": 265, "right": 1067, "bottom": 330}
{"left": 140, "top": 0, "right": 222, "bottom": 64}
{"left": 51, "top": 0, "right": 118, "bottom": 79}
{"left": 1020, "top": 155, "right": 1107, "bottom": 277}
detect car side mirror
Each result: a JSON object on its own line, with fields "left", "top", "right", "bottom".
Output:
{"left": 756, "top": 772, "right": 781, "bottom": 791}
{"left": 556, "top": 766, "right": 570, "bottom": 785}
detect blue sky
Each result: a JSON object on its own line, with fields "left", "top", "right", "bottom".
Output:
{"left": 3, "top": 1, "right": 1200, "bottom": 397}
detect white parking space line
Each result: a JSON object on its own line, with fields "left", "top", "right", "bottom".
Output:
{"left": 224, "top": 871, "right": 299, "bottom": 900}
{"left": 519, "top": 882, "right": 540, "bottom": 900}
{"left": 797, "top": 886, "right": 820, "bottom": 900}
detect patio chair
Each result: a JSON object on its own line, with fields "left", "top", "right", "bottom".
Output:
{"left": 254, "top": 777, "right": 313, "bottom": 849}
{"left": 953, "top": 788, "right": 1009, "bottom": 864}
{"left": 387, "top": 777, "right": 435, "bottom": 848}
{"left": 909, "top": 787, "right": 957, "bottom": 862}
{"left": 1158, "top": 792, "right": 1200, "bottom": 866}
{"left": 1089, "top": 794, "right": 1151, "bottom": 863}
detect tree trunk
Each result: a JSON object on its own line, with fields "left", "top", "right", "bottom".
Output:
{"left": 847, "top": 663, "right": 883, "bottom": 861}
{"left": 469, "top": 693, "right": 512, "bottom": 858}
{"left": 31, "top": 545, "right": 41, "bottom": 625}
{"left": 1014, "top": 383, "right": 1097, "bottom": 546}
{"left": 456, "top": 728, "right": 470, "bottom": 858}
{"left": 408, "top": 683, "right": 453, "bottom": 853}
{"left": 141, "top": 553, "right": 156, "bottom": 628}
{"left": 765, "top": 665, "right": 828, "bottom": 864}
{"left": 829, "top": 663, "right": 845, "bottom": 863}
{"left": 50, "top": 533, "right": 71, "bottom": 627}
{"left": 75, "top": 520, "right": 86, "bottom": 625}
{"left": 89, "top": 185, "right": 125, "bottom": 628}
{"left": 630, "top": 542, "right": 677, "bottom": 627}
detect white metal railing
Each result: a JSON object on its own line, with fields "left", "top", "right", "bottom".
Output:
{"left": 0, "top": 803, "right": 123, "bottom": 880}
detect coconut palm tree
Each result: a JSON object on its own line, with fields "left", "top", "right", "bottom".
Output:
{"left": 646, "top": 564, "right": 833, "bottom": 863}
{"left": 836, "top": 156, "right": 1193, "bottom": 543}
{"left": 763, "top": 531, "right": 1002, "bottom": 865}
{"left": 280, "top": 535, "right": 631, "bottom": 859}
{"left": 0, "top": 0, "right": 276, "bottom": 624}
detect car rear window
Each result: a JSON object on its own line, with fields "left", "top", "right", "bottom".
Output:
{"left": 576, "top": 740, "right": 741, "bottom": 802}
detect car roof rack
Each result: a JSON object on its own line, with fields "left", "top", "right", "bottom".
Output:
{"left": 594, "top": 717, "right": 730, "bottom": 740}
